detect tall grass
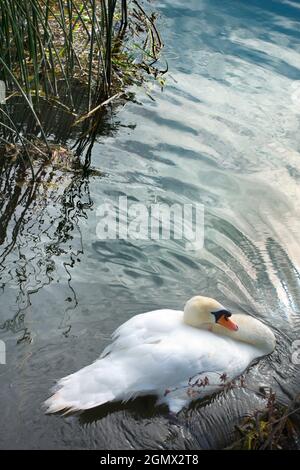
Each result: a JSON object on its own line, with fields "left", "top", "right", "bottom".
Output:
{"left": 0, "top": 0, "right": 163, "bottom": 155}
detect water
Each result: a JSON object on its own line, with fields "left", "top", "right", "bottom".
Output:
{"left": 1, "top": 0, "right": 300, "bottom": 449}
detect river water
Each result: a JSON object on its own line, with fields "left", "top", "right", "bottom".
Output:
{"left": 0, "top": 0, "right": 300, "bottom": 449}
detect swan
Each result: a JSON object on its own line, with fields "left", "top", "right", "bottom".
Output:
{"left": 45, "top": 295, "right": 276, "bottom": 414}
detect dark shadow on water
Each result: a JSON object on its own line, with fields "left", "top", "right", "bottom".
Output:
{"left": 78, "top": 395, "right": 167, "bottom": 424}
{"left": 0, "top": 79, "right": 129, "bottom": 169}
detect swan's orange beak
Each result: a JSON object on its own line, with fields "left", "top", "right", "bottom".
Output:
{"left": 217, "top": 314, "right": 239, "bottom": 331}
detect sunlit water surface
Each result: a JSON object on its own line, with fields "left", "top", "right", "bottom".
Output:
{"left": 1, "top": 0, "right": 300, "bottom": 449}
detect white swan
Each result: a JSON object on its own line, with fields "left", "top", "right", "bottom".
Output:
{"left": 45, "top": 295, "right": 276, "bottom": 414}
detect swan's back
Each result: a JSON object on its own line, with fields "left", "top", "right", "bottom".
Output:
{"left": 45, "top": 309, "right": 267, "bottom": 414}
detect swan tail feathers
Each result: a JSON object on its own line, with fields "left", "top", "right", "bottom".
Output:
{"left": 44, "top": 359, "right": 120, "bottom": 414}
{"left": 44, "top": 386, "right": 116, "bottom": 414}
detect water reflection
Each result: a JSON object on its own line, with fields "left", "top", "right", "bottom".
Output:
{"left": 1, "top": 0, "right": 300, "bottom": 450}
{"left": 0, "top": 148, "right": 96, "bottom": 342}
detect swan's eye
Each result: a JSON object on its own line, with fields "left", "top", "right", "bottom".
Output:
{"left": 215, "top": 312, "right": 239, "bottom": 331}
{"left": 212, "top": 309, "right": 232, "bottom": 323}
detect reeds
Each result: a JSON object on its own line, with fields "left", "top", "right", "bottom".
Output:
{"left": 0, "top": 0, "right": 163, "bottom": 156}
{"left": 229, "top": 390, "right": 300, "bottom": 450}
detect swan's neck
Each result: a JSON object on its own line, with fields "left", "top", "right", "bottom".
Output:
{"left": 183, "top": 302, "right": 212, "bottom": 328}
{"left": 183, "top": 303, "right": 275, "bottom": 355}
{"left": 210, "top": 314, "right": 276, "bottom": 354}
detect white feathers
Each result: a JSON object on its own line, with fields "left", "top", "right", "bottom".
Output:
{"left": 45, "top": 307, "right": 275, "bottom": 414}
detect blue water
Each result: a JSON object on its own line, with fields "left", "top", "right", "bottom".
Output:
{"left": 0, "top": 0, "right": 300, "bottom": 449}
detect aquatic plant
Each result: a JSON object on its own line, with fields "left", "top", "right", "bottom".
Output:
{"left": 168, "top": 369, "right": 300, "bottom": 449}
{"left": 228, "top": 390, "right": 300, "bottom": 450}
{"left": 0, "top": 0, "right": 164, "bottom": 163}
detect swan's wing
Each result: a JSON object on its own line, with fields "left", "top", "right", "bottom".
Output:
{"left": 45, "top": 328, "right": 208, "bottom": 413}
{"left": 45, "top": 310, "right": 183, "bottom": 413}
{"left": 149, "top": 330, "right": 260, "bottom": 412}
{"left": 45, "top": 317, "right": 260, "bottom": 414}
{"left": 100, "top": 309, "right": 183, "bottom": 357}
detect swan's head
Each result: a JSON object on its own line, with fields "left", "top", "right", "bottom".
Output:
{"left": 183, "top": 295, "right": 239, "bottom": 331}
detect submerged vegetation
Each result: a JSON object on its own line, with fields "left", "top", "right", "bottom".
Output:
{"left": 228, "top": 390, "right": 300, "bottom": 450}
{"left": 0, "top": 0, "right": 165, "bottom": 167}
{"left": 178, "top": 371, "right": 300, "bottom": 450}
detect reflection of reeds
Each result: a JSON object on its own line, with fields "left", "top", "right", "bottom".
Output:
{"left": 0, "top": 144, "right": 95, "bottom": 342}
{"left": 0, "top": 0, "right": 164, "bottom": 155}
